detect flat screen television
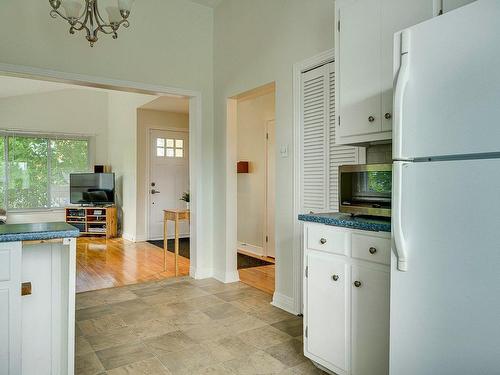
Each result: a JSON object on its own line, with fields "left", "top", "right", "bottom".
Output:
{"left": 70, "top": 173, "right": 115, "bottom": 205}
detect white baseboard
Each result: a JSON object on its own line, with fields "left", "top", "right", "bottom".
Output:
{"left": 190, "top": 266, "right": 213, "bottom": 280}
{"left": 121, "top": 232, "right": 136, "bottom": 242}
{"left": 237, "top": 242, "right": 264, "bottom": 257}
{"left": 213, "top": 269, "right": 240, "bottom": 284}
{"left": 272, "top": 292, "right": 298, "bottom": 315}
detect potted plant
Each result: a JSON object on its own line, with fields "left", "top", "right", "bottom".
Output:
{"left": 180, "top": 191, "right": 190, "bottom": 210}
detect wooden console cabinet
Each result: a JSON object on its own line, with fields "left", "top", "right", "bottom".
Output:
{"left": 65, "top": 206, "right": 117, "bottom": 239}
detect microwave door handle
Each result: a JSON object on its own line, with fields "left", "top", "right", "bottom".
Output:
{"left": 393, "top": 30, "right": 411, "bottom": 161}
{"left": 393, "top": 162, "right": 408, "bottom": 271}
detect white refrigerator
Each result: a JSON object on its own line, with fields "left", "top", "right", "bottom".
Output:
{"left": 391, "top": 1, "right": 500, "bottom": 374}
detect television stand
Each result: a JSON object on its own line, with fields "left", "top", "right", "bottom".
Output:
{"left": 65, "top": 206, "right": 117, "bottom": 239}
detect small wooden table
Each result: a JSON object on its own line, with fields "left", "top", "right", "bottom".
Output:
{"left": 163, "top": 209, "right": 190, "bottom": 276}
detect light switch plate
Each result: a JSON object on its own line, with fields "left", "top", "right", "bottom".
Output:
{"left": 280, "top": 144, "right": 289, "bottom": 158}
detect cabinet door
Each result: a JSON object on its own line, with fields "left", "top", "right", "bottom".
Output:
{"left": 0, "top": 243, "right": 22, "bottom": 375}
{"left": 442, "top": 0, "right": 476, "bottom": 13}
{"left": 337, "top": 0, "right": 382, "bottom": 139}
{"left": 351, "top": 265, "right": 390, "bottom": 375}
{"left": 380, "top": 0, "right": 435, "bottom": 132}
{"left": 306, "top": 251, "right": 349, "bottom": 372}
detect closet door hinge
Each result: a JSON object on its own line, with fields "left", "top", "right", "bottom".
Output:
{"left": 266, "top": 235, "right": 269, "bottom": 243}
{"left": 305, "top": 326, "right": 308, "bottom": 338}
{"left": 305, "top": 266, "right": 309, "bottom": 278}
{"left": 338, "top": 116, "right": 341, "bottom": 127}
{"left": 337, "top": 20, "right": 341, "bottom": 32}
{"left": 266, "top": 132, "right": 269, "bottom": 140}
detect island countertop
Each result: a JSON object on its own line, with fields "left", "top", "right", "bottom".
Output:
{"left": 298, "top": 212, "right": 391, "bottom": 233}
{"left": 0, "top": 222, "right": 80, "bottom": 243}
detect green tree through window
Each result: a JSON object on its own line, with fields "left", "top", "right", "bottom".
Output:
{"left": 1, "top": 135, "right": 89, "bottom": 210}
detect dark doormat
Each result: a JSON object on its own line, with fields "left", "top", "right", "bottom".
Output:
{"left": 147, "top": 239, "right": 273, "bottom": 269}
{"left": 148, "top": 238, "right": 191, "bottom": 259}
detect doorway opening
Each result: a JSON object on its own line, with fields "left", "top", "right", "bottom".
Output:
{"left": 0, "top": 67, "right": 204, "bottom": 294}
{"left": 231, "top": 83, "right": 276, "bottom": 294}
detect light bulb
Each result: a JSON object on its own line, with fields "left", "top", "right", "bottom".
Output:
{"left": 118, "top": 0, "right": 134, "bottom": 12}
{"left": 106, "top": 6, "right": 122, "bottom": 23}
{"left": 62, "top": 0, "right": 83, "bottom": 19}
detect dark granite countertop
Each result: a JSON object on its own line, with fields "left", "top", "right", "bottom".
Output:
{"left": 298, "top": 212, "right": 391, "bottom": 233}
{"left": 0, "top": 222, "right": 80, "bottom": 243}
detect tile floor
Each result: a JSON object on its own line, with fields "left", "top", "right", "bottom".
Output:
{"left": 75, "top": 277, "right": 326, "bottom": 375}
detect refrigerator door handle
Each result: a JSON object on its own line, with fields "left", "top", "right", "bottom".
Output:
{"left": 393, "top": 30, "right": 411, "bottom": 161}
{"left": 393, "top": 162, "right": 408, "bottom": 271}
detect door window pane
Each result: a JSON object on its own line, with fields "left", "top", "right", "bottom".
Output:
{"left": 166, "top": 139, "right": 175, "bottom": 148}
{"left": 175, "top": 149, "right": 184, "bottom": 158}
{"left": 175, "top": 139, "right": 183, "bottom": 148}
{"left": 156, "top": 138, "right": 165, "bottom": 147}
{"left": 157, "top": 147, "right": 165, "bottom": 157}
{"left": 166, "top": 148, "right": 175, "bottom": 157}
{"left": 8, "top": 137, "right": 49, "bottom": 209}
{"left": 50, "top": 139, "right": 89, "bottom": 207}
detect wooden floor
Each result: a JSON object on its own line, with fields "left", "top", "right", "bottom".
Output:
{"left": 77, "top": 237, "right": 276, "bottom": 295}
{"left": 76, "top": 237, "right": 190, "bottom": 293}
{"left": 239, "top": 264, "right": 275, "bottom": 295}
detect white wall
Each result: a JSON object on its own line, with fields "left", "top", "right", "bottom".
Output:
{"left": 107, "top": 92, "right": 156, "bottom": 241}
{"left": 214, "top": 0, "right": 335, "bottom": 304}
{"left": 136, "top": 109, "right": 189, "bottom": 241}
{"left": 237, "top": 92, "right": 275, "bottom": 250}
{"left": 0, "top": 0, "right": 215, "bottom": 276}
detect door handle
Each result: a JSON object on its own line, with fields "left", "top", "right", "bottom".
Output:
{"left": 151, "top": 189, "right": 161, "bottom": 195}
{"left": 393, "top": 162, "right": 408, "bottom": 271}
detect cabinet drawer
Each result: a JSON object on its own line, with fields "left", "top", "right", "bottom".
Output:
{"left": 307, "top": 225, "right": 349, "bottom": 256}
{"left": 352, "top": 233, "right": 390, "bottom": 265}
{"left": 0, "top": 250, "right": 10, "bottom": 282}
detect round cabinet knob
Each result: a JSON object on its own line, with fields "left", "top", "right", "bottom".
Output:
{"left": 354, "top": 280, "right": 362, "bottom": 288}
{"left": 332, "top": 275, "right": 339, "bottom": 282}
{"left": 320, "top": 238, "right": 327, "bottom": 245}
{"left": 384, "top": 112, "right": 392, "bottom": 120}
{"left": 368, "top": 116, "right": 375, "bottom": 123}
{"left": 369, "top": 247, "right": 377, "bottom": 255}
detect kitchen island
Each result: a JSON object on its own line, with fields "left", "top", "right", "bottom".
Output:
{"left": 0, "top": 222, "right": 79, "bottom": 375}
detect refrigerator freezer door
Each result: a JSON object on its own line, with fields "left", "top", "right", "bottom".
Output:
{"left": 393, "top": 0, "right": 500, "bottom": 160}
{"left": 390, "top": 159, "right": 500, "bottom": 375}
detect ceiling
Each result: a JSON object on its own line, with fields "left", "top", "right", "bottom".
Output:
{"left": 140, "top": 96, "right": 190, "bottom": 114}
{"left": 188, "top": 0, "right": 223, "bottom": 8}
{"left": 0, "top": 76, "right": 73, "bottom": 99}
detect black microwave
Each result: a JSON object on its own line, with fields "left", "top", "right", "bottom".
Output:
{"left": 339, "top": 164, "right": 392, "bottom": 218}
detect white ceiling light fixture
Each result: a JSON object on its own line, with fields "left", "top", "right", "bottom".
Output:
{"left": 48, "top": 0, "right": 135, "bottom": 47}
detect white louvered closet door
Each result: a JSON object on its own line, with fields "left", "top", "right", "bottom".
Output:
{"left": 301, "top": 62, "right": 364, "bottom": 213}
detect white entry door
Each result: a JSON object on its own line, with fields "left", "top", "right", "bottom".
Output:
{"left": 265, "top": 120, "right": 275, "bottom": 258}
{"left": 149, "top": 129, "right": 189, "bottom": 240}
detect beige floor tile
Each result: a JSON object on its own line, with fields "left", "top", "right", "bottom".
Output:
{"left": 248, "top": 304, "right": 297, "bottom": 325}
{"left": 189, "top": 364, "right": 236, "bottom": 375}
{"left": 223, "top": 350, "right": 286, "bottom": 375}
{"left": 182, "top": 321, "right": 232, "bottom": 342}
{"left": 76, "top": 335, "right": 95, "bottom": 356}
{"left": 214, "top": 288, "right": 266, "bottom": 302}
{"left": 238, "top": 326, "right": 292, "bottom": 350}
{"left": 183, "top": 294, "right": 226, "bottom": 310}
{"left": 76, "top": 304, "right": 115, "bottom": 322}
{"left": 230, "top": 296, "right": 272, "bottom": 312}
{"left": 106, "top": 358, "right": 171, "bottom": 375}
{"left": 76, "top": 292, "right": 108, "bottom": 310}
{"left": 201, "top": 335, "right": 259, "bottom": 362}
{"left": 264, "top": 339, "right": 306, "bottom": 368}
{"left": 108, "top": 298, "right": 151, "bottom": 314}
{"left": 199, "top": 281, "right": 250, "bottom": 295}
{"left": 201, "top": 302, "right": 245, "bottom": 321}
{"left": 155, "top": 301, "right": 197, "bottom": 317}
{"left": 221, "top": 314, "right": 268, "bottom": 334}
{"left": 156, "top": 344, "right": 221, "bottom": 373}
{"left": 96, "top": 342, "right": 154, "bottom": 370}
{"left": 101, "top": 289, "right": 139, "bottom": 304}
{"left": 87, "top": 326, "right": 140, "bottom": 351}
{"left": 78, "top": 314, "right": 128, "bottom": 337}
{"left": 168, "top": 310, "right": 213, "bottom": 327}
{"left": 144, "top": 330, "right": 199, "bottom": 356}
{"left": 271, "top": 318, "right": 303, "bottom": 338}
{"left": 129, "top": 317, "right": 178, "bottom": 340}
{"left": 118, "top": 305, "right": 163, "bottom": 325}
{"left": 278, "top": 360, "right": 328, "bottom": 374}
{"left": 75, "top": 351, "right": 105, "bottom": 375}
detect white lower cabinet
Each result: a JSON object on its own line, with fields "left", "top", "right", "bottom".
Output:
{"left": 351, "top": 265, "right": 390, "bottom": 375}
{"left": 306, "top": 251, "right": 348, "bottom": 373}
{"left": 303, "top": 222, "right": 390, "bottom": 375}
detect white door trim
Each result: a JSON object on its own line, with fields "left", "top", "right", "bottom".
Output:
{"left": 145, "top": 127, "right": 190, "bottom": 241}
{"left": 292, "top": 49, "right": 335, "bottom": 314}
{"left": 264, "top": 119, "right": 275, "bottom": 258}
{"left": 0, "top": 62, "right": 208, "bottom": 280}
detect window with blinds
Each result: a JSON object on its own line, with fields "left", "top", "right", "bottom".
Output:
{"left": 300, "top": 62, "right": 365, "bottom": 213}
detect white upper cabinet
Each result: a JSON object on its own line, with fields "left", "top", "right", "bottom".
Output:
{"left": 335, "top": 0, "right": 436, "bottom": 145}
